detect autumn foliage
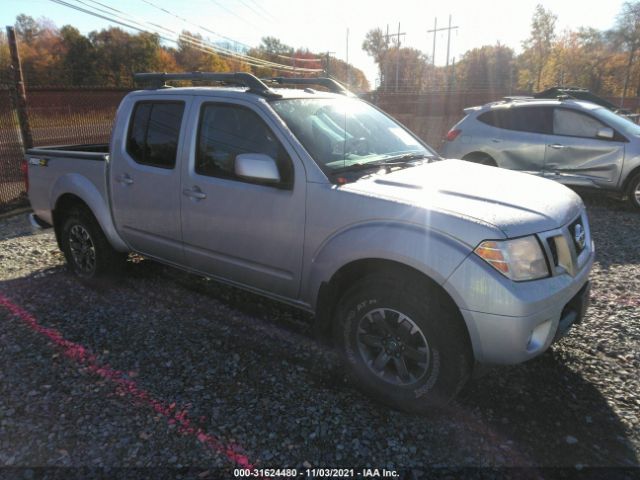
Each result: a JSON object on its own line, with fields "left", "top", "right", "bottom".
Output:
{"left": 0, "top": 15, "right": 370, "bottom": 92}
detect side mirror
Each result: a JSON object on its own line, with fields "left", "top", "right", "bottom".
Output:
{"left": 596, "top": 127, "right": 614, "bottom": 140}
{"left": 234, "top": 153, "right": 280, "bottom": 183}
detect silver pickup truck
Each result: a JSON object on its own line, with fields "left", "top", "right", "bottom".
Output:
{"left": 25, "top": 73, "right": 594, "bottom": 412}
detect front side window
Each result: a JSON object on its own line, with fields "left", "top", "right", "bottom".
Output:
{"left": 270, "top": 98, "right": 436, "bottom": 174}
{"left": 196, "top": 103, "right": 293, "bottom": 187}
{"left": 126, "top": 101, "right": 185, "bottom": 168}
{"left": 553, "top": 109, "right": 606, "bottom": 138}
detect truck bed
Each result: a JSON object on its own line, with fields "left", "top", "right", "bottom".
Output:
{"left": 25, "top": 144, "right": 110, "bottom": 226}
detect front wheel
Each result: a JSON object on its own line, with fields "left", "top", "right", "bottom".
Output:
{"left": 627, "top": 172, "right": 640, "bottom": 211}
{"left": 333, "top": 273, "right": 471, "bottom": 413}
{"left": 60, "top": 207, "right": 125, "bottom": 279}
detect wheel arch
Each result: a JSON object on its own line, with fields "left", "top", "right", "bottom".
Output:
{"left": 622, "top": 164, "right": 640, "bottom": 193}
{"left": 314, "top": 258, "right": 473, "bottom": 359}
{"left": 50, "top": 174, "right": 128, "bottom": 251}
{"left": 461, "top": 151, "right": 497, "bottom": 166}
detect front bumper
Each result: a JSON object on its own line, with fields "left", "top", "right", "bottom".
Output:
{"left": 445, "top": 211, "right": 595, "bottom": 365}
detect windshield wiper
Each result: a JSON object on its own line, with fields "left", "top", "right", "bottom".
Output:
{"left": 329, "top": 153, "right": 436, "bottom": 175}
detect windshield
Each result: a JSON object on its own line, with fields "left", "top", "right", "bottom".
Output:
{"left": 271, "top": 98, "right": 436, "bottom": 174}
{"left": 593, "top": 107, "right": 640, "bottom": 137}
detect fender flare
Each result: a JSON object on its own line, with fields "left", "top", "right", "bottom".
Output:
{"left": 303, "top": 221, "right": 472, "bottom": 309}
{"left": 50, "top": 173, "right": 128, "bottom": 251}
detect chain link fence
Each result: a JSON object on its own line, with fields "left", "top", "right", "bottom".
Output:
{"left": 1, "top": 84, "right": 638, "bottom": 213}
{"left": 0, "top": 85, "right": 130, "bottom": 213}
{"left": 0, "top": 85, "right": 27, "bottom": 213}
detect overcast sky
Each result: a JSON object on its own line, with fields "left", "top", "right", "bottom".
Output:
{"left": 1, "top": 0, "right": 627, "bottom": 85}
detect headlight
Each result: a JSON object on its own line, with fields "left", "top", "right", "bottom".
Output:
{"left": 474, "top": 236, "right": 549, "bottom": 281}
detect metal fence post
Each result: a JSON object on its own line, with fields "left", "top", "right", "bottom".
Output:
{"left": 6, "top": 26, "right": 33, "bottom": 150}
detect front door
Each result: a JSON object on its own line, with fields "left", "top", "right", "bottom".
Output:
{"left": 180, "top": 98, "right": 306, "bottom": 299}
{"left": 110, "top": 96, "right": 190, "bottom": 264}
{"left": 545, "top": 108, "right": 625, "bottom": 186}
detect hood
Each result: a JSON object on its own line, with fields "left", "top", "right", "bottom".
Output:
{"left": 341, "top": 159, "right": 583, "bottom": 238}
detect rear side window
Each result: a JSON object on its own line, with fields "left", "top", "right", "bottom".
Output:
{"left": 478, "top": 107, "right": 552, "bottom": 134}
{"left": 196, "top": 103, "right": 293, "bottom": 188}
{"left": 126, "top": 101, "right": 185, "bottom": 169}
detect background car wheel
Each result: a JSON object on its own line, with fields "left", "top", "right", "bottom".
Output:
{"left": 60, "top": 206, "right": 125, "bottom": 279}
{"left": 333, "top": 272, "right": 472, "bottom": 413}
{"left": 462, "top": 152, "right": 497, "bottom": 167}
{"left": 627, "top": 172, "right": 640, "bottom": 211}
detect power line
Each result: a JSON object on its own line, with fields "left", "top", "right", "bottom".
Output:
{"left": 207, "top": 0, "right": 261, "bottom": 31}
{"left": 137, "top": 0, "right": 318, "bottom": 63}
{"left": 49, "top": 0, "right": 322, "bottom": 72}
{"left": 244, "top": 0, "right": 277, "bottom": 23}
{"left": 236, "top": 0, "right": 276, "bottom": 24}
{"left": 137, "top": 0, "right": 253, "bottom": 49}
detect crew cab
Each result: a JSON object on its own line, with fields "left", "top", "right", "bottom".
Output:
{"left": 25, "top": 72, "right": 594, "bottom": 412}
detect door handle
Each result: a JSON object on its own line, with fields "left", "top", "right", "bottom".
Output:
{"left": 116, "top": 173, "right": 134, "bottom": 185}
{"left": 548, "top": 144, "right": 566, "bottom": 150}
{"left": 182, "top": 187, "right": 207, "bottom": 200}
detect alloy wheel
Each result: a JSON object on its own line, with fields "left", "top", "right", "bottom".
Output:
{"left": 356, "top": 308, "right": 430, "bottom": 386}
{"left": 68, "top": 224, "right": 96, "bottom": 275}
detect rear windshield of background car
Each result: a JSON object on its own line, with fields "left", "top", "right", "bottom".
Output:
{"left": 478, "top": 106, "right": 552, "bottom": 134}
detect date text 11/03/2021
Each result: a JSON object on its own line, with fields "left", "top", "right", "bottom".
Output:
{"left": 233, "top": 468, "right": 400, "bottom": 478}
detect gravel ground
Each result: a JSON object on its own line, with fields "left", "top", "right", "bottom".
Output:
{"left": 0, "top": 194, "right": 638, "bottom": 479}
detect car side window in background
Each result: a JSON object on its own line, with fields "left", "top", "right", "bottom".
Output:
{"left": 126, "top": 102, "right": 185, "bottom": 169}
{"left": 196, "top": 103, "right": 293, "bottom": 187}
{"left": 553, "top": 109, "right": 606, "bottom": 138}
{"left": 478, "top": 106, "right": 552, "bottom": 134}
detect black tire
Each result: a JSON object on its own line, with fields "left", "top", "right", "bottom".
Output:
{"left": 627, "top": 172, "right": 640, "bottom": 211}
{"left": 462, "top": 152, "right": 497, "bottom": 167}
{"left": 332, "top": 272, "right": 472, "bottom": 413}
{"left": 59, "top": 206, "right": 126, "bottom": 279}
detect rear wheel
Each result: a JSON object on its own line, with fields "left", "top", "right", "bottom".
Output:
{"left": 627, "top": 172, "right": 640, "bottom": 211}
{"left": 59, "top": 206, "right": 125, "bottom": 279}
{"left": 333, "top": 273, "right": 471, "bottom": 413}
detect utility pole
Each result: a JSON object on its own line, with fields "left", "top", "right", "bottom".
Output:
{"left": 445, "top": 15, "right": 455, "bottom": 68}
{"left": 427, "top": 15, "right": 459, "bottom": 67}
{"left": 385, "top": 24, "right": 389, "bottom": 91}
{"left": 382, "top": 23, "right": 406, "bottom": 92}
{"left": 430, "top": 18, "right": 437, "bottom": 65}
{"left": 6, "top": 26, "right": 33, "bottom": 150}
{"left": 346, "top": 28, "right": 349, "bottom": 87}
{"left": 323, "top": 51, "right": 335, "bottom": 77}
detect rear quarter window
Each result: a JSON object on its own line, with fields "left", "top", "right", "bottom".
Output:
{"left": 478, "top": 106, "right": 552, "bottom": 134}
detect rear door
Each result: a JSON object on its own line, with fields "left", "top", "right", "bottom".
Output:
{"left": 544, "top": 107, "right": 625, "bottom": 186}
{"left": 179, "top": 97, "right": 306, "bottom": 299}
{"left": 479, "top": 106, "right": 552, "bottom": 174}
{"left": 110, "top": 95, "right": 190, "bottom": 264}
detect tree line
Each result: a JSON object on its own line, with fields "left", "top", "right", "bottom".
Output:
{"left": 0, "top": 14, "right": 370, "bottom": 92}
{"left": 364, "top": 1, "right": 640, "bottom": 102}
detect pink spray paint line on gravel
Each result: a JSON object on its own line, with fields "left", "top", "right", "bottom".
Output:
{"left": 0, "top": 293, "right": 255, "bottom": 469}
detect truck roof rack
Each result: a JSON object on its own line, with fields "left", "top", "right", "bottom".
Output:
{"left": 264, "top": 77, "right": 354, "bottom": 96}
{"left": 133, "top": 72, "right": 282, "bottom": 98}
